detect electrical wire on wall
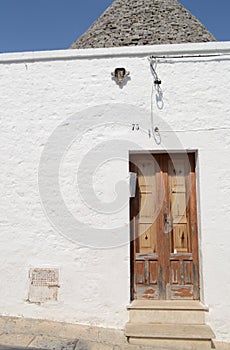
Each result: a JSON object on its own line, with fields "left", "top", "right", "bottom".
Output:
{"left": 148, "top": 57, "right": 162, "bottom": 144}
{"left": 148, "top": 54, "right": 230, "bottom": 135}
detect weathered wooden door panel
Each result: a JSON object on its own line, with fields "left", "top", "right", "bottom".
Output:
{"left": 130, "top": 153, "right": 199, "bottom": 300}
{"left": 134, "top": 258, "right": 160, "bottom": 299}
{"left": 169, "top": 256, "right": 194, "bottom": 299}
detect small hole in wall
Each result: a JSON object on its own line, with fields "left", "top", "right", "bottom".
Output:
{"left": 28, "top": 268, "right": 59, "bottom": 303}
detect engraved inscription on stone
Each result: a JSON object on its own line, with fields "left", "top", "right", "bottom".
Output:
{"left": 28, "top": 268, "right": 59, "bottom": 303}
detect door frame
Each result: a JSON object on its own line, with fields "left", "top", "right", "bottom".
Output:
{"left": 129, "top": 151, "right": 201, "bottom": 301}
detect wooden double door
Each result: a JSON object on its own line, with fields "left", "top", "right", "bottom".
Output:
{"left": 130, "top": 153, "right": 200, "bottom": 300}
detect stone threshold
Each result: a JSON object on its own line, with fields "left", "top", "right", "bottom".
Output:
{"left": 127, "top": 300, "right": 209, "bottom": 311}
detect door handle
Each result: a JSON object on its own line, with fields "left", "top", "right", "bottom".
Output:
{"left": 164, "top": 214, "right": 173, "bottom": 232}
{"left": 164, "top": 213, "right": 169, "bottom": 225}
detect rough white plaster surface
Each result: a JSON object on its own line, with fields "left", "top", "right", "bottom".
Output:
{"left": 0, "top": 42, "right": 230, "bottom": 342}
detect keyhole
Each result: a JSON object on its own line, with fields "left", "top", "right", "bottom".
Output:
{"left": 145, "top": 234, "right": 148, "bottom": 240}
{"left": 181, "top": 232, "right": 185, "bottom": 247}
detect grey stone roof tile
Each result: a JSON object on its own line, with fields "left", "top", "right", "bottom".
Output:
{"left": 71, "top": 0, "right": 216, "bottom": 49}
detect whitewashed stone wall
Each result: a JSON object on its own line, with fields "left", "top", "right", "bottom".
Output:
{"left": 0, "top": 42, "right": 229, "bottom": 342}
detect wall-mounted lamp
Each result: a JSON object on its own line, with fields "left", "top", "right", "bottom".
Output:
{"left": 111, "top": 68, "right": 130, "bottom": 85}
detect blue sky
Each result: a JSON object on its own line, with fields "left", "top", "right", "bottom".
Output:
{"left": 0, "top": 0, "right": 229, "bottom": 53}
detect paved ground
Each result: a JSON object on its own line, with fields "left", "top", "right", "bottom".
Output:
{"left": 0, "top": 333, "right": 154, "bottom": 350}
{"left": 0, "top": 316, "right": 229, "bottom": 350}
{"left": 0, "top": 336, "right": 102, "bottom": 350}
{"left": 0, "top": 316, "right": 154, "bottom": 350}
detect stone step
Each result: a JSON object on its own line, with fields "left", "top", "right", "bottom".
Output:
{"left": 129, "top": 308, "right": 205, "bottom": 324}
{"left": 125, "top": 323, "right": 215, "bottom": 340}
{"left": 125, "top": 323, "right": 215, "bottom": 350}
{"left": 127, "top": 300, "right": 209, "bottom": 311}
{"left": 127, "top": 300, "right": 208, "bottom": 324}
{"left": 128, "top": 337, "right": 212, "bottom": 350}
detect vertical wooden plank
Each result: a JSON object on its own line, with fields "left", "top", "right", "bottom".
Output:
{"left": 138, "top": 156, "right": 158, "bottom": 254}
{"left": 154, "top": 154, "right": 163, "bottom": 299}
{"left": 170, "top": 157, "right": 190, "bottom": 253}
{"left": 184, "top": 261, "right": 193, "bottom": 285}
{"left": 157, "top": 154, "right": 169, "bottom": 299}
{"left": 129, "top": 159, "right": 139, "bottom": 300}
{"left": 135, "top": 261, "right": 145, "bottom": 284}
{"left": 171, "top": 261, "right": 180, "bottom": 284}
{"left": 185, "top": 156, "right": 192, "bottom": 254}
{"left": 189, "top": 154, "right": 200, "bottom": 299}
{"left": 149, "top": 261, "right": 158, "bottom": 284}
{"left": 173, "top": 224, "right": 189, "bottom": 253}
{"left": 165, "top": 154, "right": 171, "bottom": 300}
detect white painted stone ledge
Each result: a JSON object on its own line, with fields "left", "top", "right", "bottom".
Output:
{"left": 0, "top": 41, "right": 230, "bottom": 63}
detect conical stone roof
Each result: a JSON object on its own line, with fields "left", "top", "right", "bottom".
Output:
{"left": 71, "top": 0, "right": 216, "bottom": 49}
